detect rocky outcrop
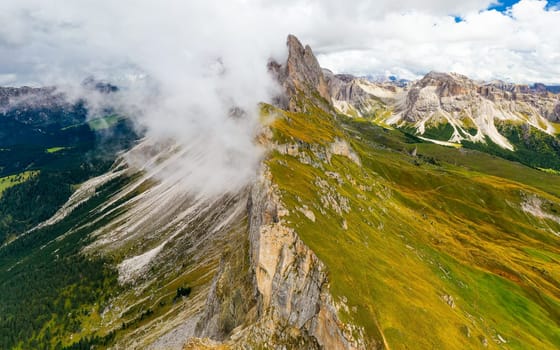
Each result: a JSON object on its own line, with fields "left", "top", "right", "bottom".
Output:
{"left": 400, "top": 71, "right": 560, "bottom": 124}
{"left": 244, "top": 166, "right": 363, "bottom": 349}
{"left": 552, "top": 102, "right": 560, "bottom": 122}
{"left": 416, "top": 71, "right": 475, "bottom": 97}
{"left": 400, "top": 72, "right": 560, "bottom": 149}
{"left": 329, "top": 138, "right": 361, "bottom": 166}
{"left": 269, "top": 35, "right": 332, "bottom": 112}
{"left": 323, "top": 71, "right": 361, "bottom": 116}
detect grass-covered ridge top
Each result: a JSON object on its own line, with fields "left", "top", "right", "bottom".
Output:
{"left": 265, "top": 96, "right": 560, "bottom": 349}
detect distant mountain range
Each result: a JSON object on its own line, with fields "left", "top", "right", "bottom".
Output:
{"left": 328, "top": 70, "right": 560, "bottom": 159}
{"left": 361, "top": 73, "right": 560, "bottom": 93}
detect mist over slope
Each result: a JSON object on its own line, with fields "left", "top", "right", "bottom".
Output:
{"left": 2, "top": 0, "right": 560, "bottom": 194}
{"left": 0, "top": 35, "right": 365, "bottom": 350}
{"left": 0, "top": 1, "right": 290, "bottom": 197}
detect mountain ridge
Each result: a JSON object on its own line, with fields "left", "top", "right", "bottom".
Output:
{"left": 0, "top": 35, "right": 559, "bottom": 350}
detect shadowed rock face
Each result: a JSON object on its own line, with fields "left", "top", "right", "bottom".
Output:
{"left": 269, "top": 35, "right": 332, "bottom": 112}
{"left": 324, "top": 70, "right": 367, "bottom": 102}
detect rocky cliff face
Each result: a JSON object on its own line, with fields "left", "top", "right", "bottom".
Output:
{"left": 400, "top": 71, "right": 560, "bottom": 124}
{"left": 186, "top": 35, "right": 363, "bottom": 349}
{"left": 190, "top": 164, "right": 363, "bottom": 349}
{"left": 245, "top": 167, "right": 362, "bottom": 349}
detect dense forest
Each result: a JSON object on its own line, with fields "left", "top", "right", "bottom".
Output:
{"left": 0, "top": 175, "right": 130, "bottom": 349}
{"left": 0, "top": 92, "right": 140, "bottom": 348}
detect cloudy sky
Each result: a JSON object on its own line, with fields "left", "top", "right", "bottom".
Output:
{"left": 1, "top": 0, "right": 559, "bottom": 196}
{"left": 1, "top": 0, "right": 560, "bottom": 86}
{"left": 311, "top": 0, "right": 560, "bottom": 83}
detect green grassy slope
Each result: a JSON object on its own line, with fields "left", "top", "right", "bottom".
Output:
{"left": 87, "top": 115, "right": 123, "bottom": 131}
{"left": 0, "top": 172, "right": 235, "bottom": 349}
{"left": 46, "top": 147, "right": 68, "bottom": 153}
{"left": 266, "top": 101, "right": 560, "bottom": 349}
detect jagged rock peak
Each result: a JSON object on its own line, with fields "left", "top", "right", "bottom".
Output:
{"left": 269, "top": 34, "right": 332, "bottom": 112}
{"left": 286, "top": 34, "right": 330, "bottom": 100}
{"left": 415, "top": 71, "right": 477, "bottom": 97}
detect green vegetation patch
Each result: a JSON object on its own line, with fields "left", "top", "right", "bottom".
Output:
{"left": 422, "top": 122, "right": 456, "bottom": 141}
{"left": 46, "top": 147, "right": 68, "bottom": 153}
{"left": 0, "top": 176, "right": 128, "bottom": 350}
{"left": 0, "top": 170, "right": 38, "bottom": 197}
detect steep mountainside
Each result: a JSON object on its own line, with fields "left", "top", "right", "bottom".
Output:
{"left": 0, "top": 35, "right": 559, "bottom": 350}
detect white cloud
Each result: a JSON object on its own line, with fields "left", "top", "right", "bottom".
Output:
{"left": 0, "top": 74, "right": 17, "bottom": 85}
{"left": 312, "top": 0, "right": 560, "bottom": 83}
{"left": 0, "top": 0, "right": 289, "bottom": 196}
{"left": 2, "top": 1, "right": 558, "bottom": 85}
